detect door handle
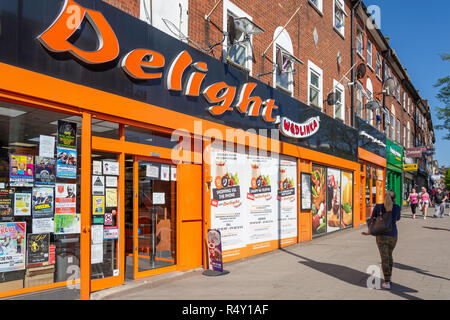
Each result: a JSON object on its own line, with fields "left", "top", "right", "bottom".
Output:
{"left": 82, "top": 226, "right": 91, "bottom": 233}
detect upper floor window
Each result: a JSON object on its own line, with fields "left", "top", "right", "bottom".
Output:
{"left": 396, "top": 118, "right": 400, "bottom": 143}
{"left": 309, "top": 0, "right": 323, "bottom": 13}
{"left": 396, "top": 79, "right": 400, "bottom": 101}
{"left": 356, "top": 82, "right": 364, "bottom": 118}
{"left": 403, "top": 92, "right": 406, "bottom": 110}
{"left": 376, "top": 102, "right": 381, "bottom": 130}
{"left": 367, "top": 40, "right": 373, "bottom": 68}
{"left": 356, "top": 25, "right": 363, "bottom": 56}
{"left": 403, "top": 125, "right": 406, "bottom": 147}
{"left": 385, "top": 109, "right": 390, "bottom": 137}
{"left": 333, "top": 0, "right": 346, "bottom": 36}
{"left": 333, "top": 80, "right": 345, "bottom": 121}
{"left": 308, "top": 61, "right": 323, "bottom": 109}
{"left": 376, "top": 51, "right": 381, "bottom": 78}
{"left": 273, "top": 28, "right": 295, "bottom": 96}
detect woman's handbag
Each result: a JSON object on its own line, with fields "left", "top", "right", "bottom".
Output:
{"left": 366, "top": 205, "right": 393, "bottom": 236}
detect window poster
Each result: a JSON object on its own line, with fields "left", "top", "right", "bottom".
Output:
{"left": 27, "top": 233, "right": 50, "bottom": 267}
{"left": 311, "top": 165, "right": 327, "bottom": 235}
{"left": 105, "top": 176, "right": 117, "bottom": 188}
{"left": 278, "top": 157, "right": 297, "bottom": 242}
{"left": 160, "top": 165, "right": 170, "bottom": 181}
{"left": 54, "top": 214, "right": 80, "bottom": 234}
{"left": 14, "top": 192, "right": 32, "bottom": 216}
{"left": 92, "top": 175, "right": 105, "bottom": 195}
{"left": 0, "top": 189, "right": 14, "bottom": 221}
{"left": 91, "top": 224, "right": 103, "bottom": 264}
{"left": 0, "top": 222, "right": 26, "bottom": 272}
{"left": 9, "top": 154, "right": 34, "bottom": 187}
{"left": 102, "top": 161, "right": 119, "bottom": 176}
{"left": 341, "top": 171, "right": 353, "bottom": 228}
{"left": 301, "top": 173, "right": 312, "bottom": 210}
{"left": 35, "top": 156, "right": 56, "bottom": 186}
{"left": 171, "top": 166, "right": 177, "bottom": 181}
{"left": 32, "top": 218, "right": 54, "bottom": 233}
{"left": 56, "top": 147, "right": 77, "bottom": 179}
{"left": 55, "top": 183, "right": 76, "bottom": 214}
{"left": 93, "top": 196, "right": 105, "bottom": 215}
{"left": 105, "top": 188, "right": 117, "bottom": 208}
{"left": 39, "top": 135, "right": 55, "bottom": 158}
{"left": 146, "top": 164, "right": 159, "bottom": 179}
{"left": 57, "top": 120, "right": 77, "bottom": 148}
{"left": 103, "top": 226, "right": 119, "bottom": 240}
{"left": 210, "top": 147, "right": 245, "bottom": 252}
{"left": 246, "top": 154, "right": 278, "bottom": 246}
{"left": 92, "top": 160, "right": 102, "bottom": 175}
{"left": 326, "top": 168, "right": 342, "bottom": 233}
{"left": 32, "top": 187, "right": 54, "bottom": 218}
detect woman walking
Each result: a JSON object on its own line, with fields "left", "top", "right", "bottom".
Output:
{"left": 407, "top": 188, "right": 419, "bottom": 219}
{"left": 420, "top": 187, "right": 430, "bottom": 219}
{"left": 362, "top": 190, "right": 401, "bottom": 289}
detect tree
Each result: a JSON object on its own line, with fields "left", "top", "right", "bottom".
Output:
{"left": 445, "top": 169, "right": 450, "bottom": 191}
{"left": 434, "top": 53, "right": 450, "bottom": 140}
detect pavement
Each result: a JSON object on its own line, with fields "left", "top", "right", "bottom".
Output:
{"left": 91, "top": 208, "right": 450, "bottom": 300}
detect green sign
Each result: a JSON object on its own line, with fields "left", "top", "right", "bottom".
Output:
{"left": 386, "top": 139, "right": 403, "bottom": 168}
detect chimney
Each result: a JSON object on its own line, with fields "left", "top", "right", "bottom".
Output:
{"left": 385, "top": 37, "right": 390, "bottom": 44}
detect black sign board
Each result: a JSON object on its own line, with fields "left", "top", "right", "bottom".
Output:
{"left": 357, "top": 117, "right": 387, "bottom": 158}
{"left": 57, "top": 120, "right": 77, "bottom": 148}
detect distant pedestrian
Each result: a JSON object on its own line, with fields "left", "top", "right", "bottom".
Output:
{"left": 407, "top": 188, "right": 419, "bottom": 219}
{"left": 433, "top": 188, "right": 447, "bottom": 218}
{"left": 362, "top": 190, "right": 401, "bottom": 290}
{"left": 419, "top": 187, "right": 430, "bottom": 219}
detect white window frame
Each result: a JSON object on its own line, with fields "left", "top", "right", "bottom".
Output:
{"left": 356, "top": 82, "right": 364, "bottom": 118}
{"left": 396, "top": 79, "right": 400, "bottom": 101}
{"left": 309, "top": 0, "right": 323, "bottom": 14}
{"left": 333, "top": 0, "right": 346, "bottom": 36}
{"left": 356, "top": 24, "right": 363, "bottom": 57}
{"left": 403, "top": 92, "right": 406, "bottom": 110}
{"left": 403, "top": 125, "right": 406, "bottom": 147}
{"left": 333, "top": 79, "right": 345, "bottom": 121}
{"left": 385, "top": 109, "right": 390, "bottom": 137}
{"left": 366, "top": 39, "right": 373, "bottom": 68}
{"left": 307, "top": 60, "right": 323, "bottom": 110}
{"left": 375, "top": 51, "right": 381, "bottom": 79}
{"left": 273, "top": 28, "right": 294, "bottom": 96}
{"left": 223, "top": 0, "right": 253, "bottom": 75}
{"left": 396, "top": 118, "right": 400, "bottom": 143}
{"left": 407, "top": 122, "right": 411, "bottom": 148}
{"left": 390, "top": 105, "right": 395, "bottom": 139}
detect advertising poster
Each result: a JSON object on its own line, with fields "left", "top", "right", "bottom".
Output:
{"left": 92, "top": 175, "right": 105, "bottom": 195}
{"left": 39, "top": 135, "right": 55, "bottom": 158}
{"left": 0, "top": 189, "right": 14, "bottom": 221}
{"left": 14, "top": 192, "right": 32, "bottom": 216}
{"left": 55, "top": 183, "right": 76, "bottom": 214}
{"left": 246, "top": 154, "right": 278, "bottom": 246}
{"left": 326, "top": 168, "right": 341, "bottom": 233}
{"left": 27, "top": 233, "right": 50, "bottom": 267}
{"left": 35, "top": 156, "right": 56, "bottom": 186}
{"left": 56, "top": 147, "right": 77, "bottom": 179}
{"left": 103, "top": 226, "right": 119, "bottom": 240}
{"left": 105, "top": 188, "right": 118, "bottom": 207}
{"left": 32, "top": 187, "right": 54, "bottom": 218}
{"left": 301, "top": 173, "right": 312, "bottom": 210}
{"left": 9, "top": 154, "right": 34, "bottom": 187}
{"left": 54, "top": 214, "right": 80, "bottom": 234}
{"left": 102, "top": 161, "right": 119, "bottom": 176}
{"left": 92, "top": 160, "right": 102, "bottom": 175}
{"left": 278, "top": 158, "right": 297, "bottom": 242}
{"left": 105, "top": 176, "right": 117, "bottom": 187}
{"left": 57, "top": 120, "right": 77, "bottom": 148}
{"left": 341, "top": 171, "right": 353, "bottom": 228}
{"left": 93, "top": 196, "right": 105, "bottom": 215}
{"left": 210, "top": 148, "right": 245, "bottom": 252}
{"left": 32, "top": 218, "right": 54, "bottom": 233}
{"left": 207, "top": 229, "right": 223, "bottom": 272}
{"left": 311, "top": 165, "right": 327, "bottom": 235}
{"left": 0, "top": 222, "right": 26, "bottom": 272}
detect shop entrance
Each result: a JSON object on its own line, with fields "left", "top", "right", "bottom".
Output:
{"left": 125, "top": 156, "right": 177, "bottom": 280}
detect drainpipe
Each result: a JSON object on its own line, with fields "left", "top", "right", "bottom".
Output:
{"left": 350, "top": 0, "right": 362, "bottom": 128}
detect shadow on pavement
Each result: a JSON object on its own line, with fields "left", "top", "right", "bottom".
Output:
{"left": 280, "top": 249, "right": 421, "bottom": 300}
{"left": 422, "top": 226, "right": 450, "bottom": 232}
{"left": 393, "top": 262, "right": 450, "bottom": 281}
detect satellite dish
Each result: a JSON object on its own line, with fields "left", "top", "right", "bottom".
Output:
{"left": 356, "top": 63, "right": 366, "bottom": 79}
{"left": 227, "top": 16, "right": 236, "bottom": 45}
{"left": 383, "top": 77, "right": 395, "bottom": 96}
{"left": 326, "top": 92, "right": 337, "bottom": 105}
{"left": 365, "top": 100, "right": 380, "bottom": 111}
{"left": 276, "top": 48, "right": 283, "bottom": 75}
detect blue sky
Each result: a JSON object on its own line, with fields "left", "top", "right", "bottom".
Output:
{"left": 367, "top": 0, "right": 450, "bottom": 167}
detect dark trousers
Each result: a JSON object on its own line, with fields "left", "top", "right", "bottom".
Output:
{"left": 376, "top": 235, "right": 398, "bottom": 282}
{"left": 410, "top": 203, "right": 418, "bottom": 214}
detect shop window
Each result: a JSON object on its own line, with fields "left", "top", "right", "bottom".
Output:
{"left": 91, "top": 119, "right": 120, "bottom": 140}
{"left": 0, "top": 101, "right": 81, "bottom": 296}
{"left": 124, "top": 126, "right": 179, "bottom": 149}
{"left": 333, "top": 0, "right": 345, "bottom": 36}
{"left": 308, "top": 61, "right": 323, "bottom": 110}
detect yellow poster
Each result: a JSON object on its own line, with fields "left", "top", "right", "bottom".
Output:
{"left": 340, "top": 171, "right": 353, "bottom": 228}
{"left": 92, "top": 196, "right": 105, "bottom": 215}
{"left": 376, "top": 180, "right": 383, "bottom": 204}
{"left": 105, "top": 188, "right": 117, "bottom": 208}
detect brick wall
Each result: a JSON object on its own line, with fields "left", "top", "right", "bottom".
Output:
{"left": 103, "top": 0, "right": 140, "bottom": 18}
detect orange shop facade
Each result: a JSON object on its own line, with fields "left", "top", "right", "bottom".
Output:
{"left": 0, "top": 0, "right": 363, "bottom": 299}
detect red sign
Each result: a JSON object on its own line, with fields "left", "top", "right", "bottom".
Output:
{"left": 279, "top": 116, "right": 320, "bottom": 138}
{"left": 405, "top": 147, "right": 426, "bottom": 158}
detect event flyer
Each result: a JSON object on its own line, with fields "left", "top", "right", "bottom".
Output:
{"left": 278, "top": 158, "right": 298, "bottom": 240}
{"left": 326, "top": 168, "right": 342, "bottom": 233}
{"left": 14, "top": 192, "right": 32, "bottom": 216}
{"left": 340, "top": 171, "right": 353, "bottom": 228}
{"left": 32, "top": 218, "right": 54, "bottom": 233}
{"left": 35, "top": 156, "right": 56, "bottom": 186}
{"left": 311, "top": 165, "right": 327, "bottom": 235}
{"left": 103, "top": 226, "right": 119, "bottom": 240}
{"left": 57, "top": 120, "right": 77, "bottom": 148}
{"left": 56, "top": 147, "right": 77, "bottom": 179}
{"left": 92, "top": 160, "right": 102, "bottom": 175}
{"left": 55, "top": 183, "right": 76, "bottom": 214}
{"left": 0, "top": 222, "right": 26, "bottom": 272}
{"left": 246, "top": 154, "right": 278, "bottom": 245}
{"left": 27, "top": 233, "right": 50, "bottom": 267}
{"left": 9, "top": 154, "right": 34, "bottom": 187}
{"left": 210, "top": 148, "right": 245, "bottom": 251}
{"left": 54, "top": 214, "right": 80, "bottom": 234}
{"left": 32, "top": 187, "right": 54, "bottom": 218}
{"left": 93, "top": 196, "right": 105, "bottom": 215}
{"left": 0, "top": 189, "right": 14, "bottom": 221}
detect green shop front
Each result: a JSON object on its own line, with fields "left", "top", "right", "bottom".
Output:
{"left": 386, "top": 139, "right": 404, "bottom": 207}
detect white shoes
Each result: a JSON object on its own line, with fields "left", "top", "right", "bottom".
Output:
{"left": 381, "top": 282, "right": 391, "bottom": 290}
